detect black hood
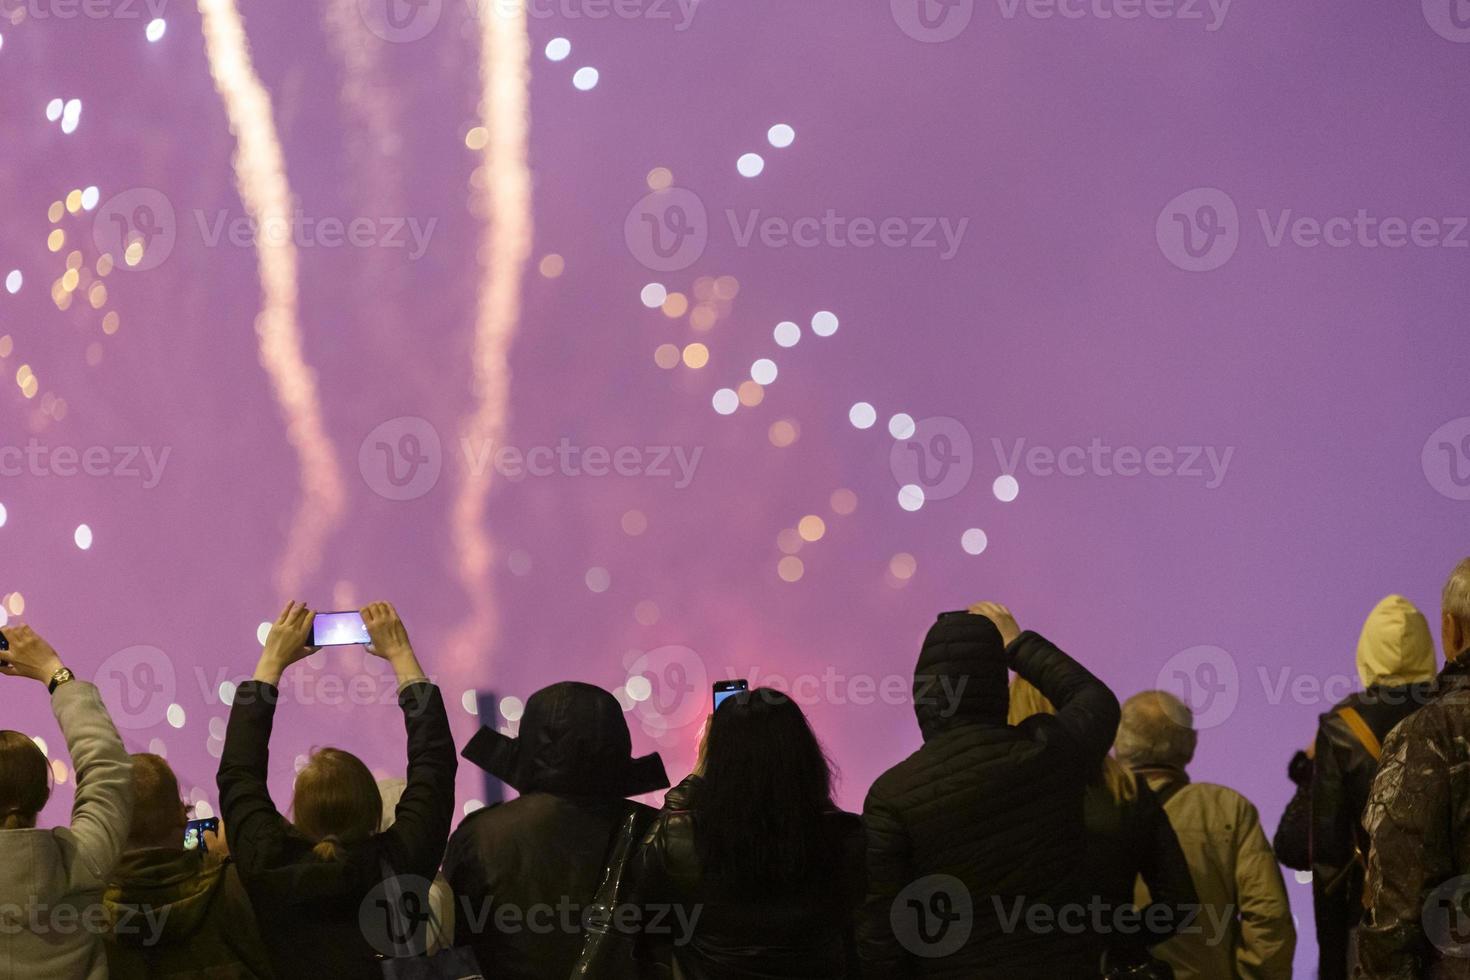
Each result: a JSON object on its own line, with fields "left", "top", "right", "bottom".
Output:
{"left": 913, "top": 611, "right": 1009, "bottom": 739}
{"left": 462, "top": 681, "right": 669, "bottom": 798}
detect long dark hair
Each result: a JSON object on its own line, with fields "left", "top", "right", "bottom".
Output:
{"left": 691, "top": 688, "right": 838, "bottom": 895}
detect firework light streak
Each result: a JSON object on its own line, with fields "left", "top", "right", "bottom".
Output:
{"left": 450, "top": 4, "right": 533, "bottom": 670}
{"left": 198, "top": 0, "right": 346, "bottom": 594}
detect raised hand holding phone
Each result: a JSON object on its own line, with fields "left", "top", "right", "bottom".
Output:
{"left": 0, "top": 624, "right": 65, "bottom": 686}
{"left": 362, "top": 601, "right": 427, "bottom": 689}
{"left": 253, "top": 601, "right": 318, "bottom": 686}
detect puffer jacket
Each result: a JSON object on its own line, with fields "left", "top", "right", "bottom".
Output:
{"left": 1134, "top": 768, "right": 1294, "bottom": 980}
{"left": 630, "top": 775, "right": 866, "bottom": 979}
{"left": 1358, "top": 657, "right": 1470, "bottom": 979}
{"left": 0, "top": 680, "right": 134, "bottom": 980}
{"left": 217, "top": 680, "right": 458, "bottom": 980}
{"left": 1312, "top": 596, "right": 1438, "bottom": 980}
{"left": 103, "top": 847, "right": 273, "bottom": 979}
{"left": 859, "top": 613, "right": 1121, "bottom": 979}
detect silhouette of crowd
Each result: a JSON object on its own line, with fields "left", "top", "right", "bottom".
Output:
{"left": 3, "top": 560, "right": 1468, "bottom": 979}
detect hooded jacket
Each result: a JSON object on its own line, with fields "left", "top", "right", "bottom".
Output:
{"left": 442, "top": 682, "right": 668, "bottom": 980}
{"left": 103, "top": 847, "right": 273, "bottom": 979}
{"left": 858, "top": 615, "right": 1121, "bottom": 979}
{"left": 0, "top": 680, "right": 133, "bottom": 980}
{"left": 1358, "top": 656, "right": 1470, "bottom": 979}
{"left": 217, "top": 679, "right": 458, "bottom": 980}
{"left": 1311, "top": 595, "right": 1437, "bottom": 980}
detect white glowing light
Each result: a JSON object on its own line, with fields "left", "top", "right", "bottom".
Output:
{"left": 889, "top": 413, "right": 916, "bottom": 439}
{"left": 768, "top": 123, "right": 796, "bottom": 149}
{"left": 166, "top": 704, "right": 186, "bottom": 729}
{"left": 148, "top": 738, "right": 168, "bottom": 757}
{"left": 773, "top": 321, "right": 800, "bottom": 347}
{"left": 218, "top": 681, "right": 237, "bottom": 706}
{"left": 499, "top": 696, "right": 525, "bottom": 722}
{"left": 625, "top": 675, "right": 653, "bottom": 702}
{"left": 640, "top": 282, "right": 667, "bottom": 308}
{"left": 194, "top": 801, "right": 215, "bottom": 819}
{"left": 256, "top": 621, "right": 271, "bottom": 645}
{"left": 993, "top": 474, "right": 1021, "bottom": 502}
{"left": 74, "top": 524, "right": 93, "bottom": 550}
{"left": 712, "top": 388, "right": 738, "bottom": 415}
{"left": 572, "top": 67, "right": 599, "bottom": 91}
{"left": 751, "top": 358, "right": 778, "bottom": 385}
{"left": 146, "top": 18, "right": 166, "bottom": 42}
{"left": 461, "top": 690, "right": 479, "bottom": 715}
{"left": 0, "top": 35, "right": 5, "bottom": 53}
{"left": 898, "top": 484, "right": 926, "bottom": 512}
{"left": 464, "top": 799, "right": 485, "bottom": 816}
{"left": 0, "top": 502, "right": 7, "bottom": 526}
{"left": 61, "top": 99, "right": 81, "bottom": 134}
{"left": 962, "top": 528, "right": 989, "bottom": 555}
{"left": 31, "top": 736, "right": 47, "bottom": 756}
{"left": 586, "top": 566, "right": 612, "bottom": 593}
{"left": 4, "top": 271, "right": 19, "bottom": 294}
{"left": 849, "top": 402, "right": 877, "bottom": 430}
{"left": 737, "top": 153, "right": 765, "bottom": 178}
{"left": 811, "top": 310, "right": 839, "bottom": 337}
{"left": 80, "top": 186, "right": 99, "bottom": 210}
{"left": 545, "top": 37, "right": 570, "bottom": 61}
{"left": 45, "top": 98, "right": 62, "bottom": 122}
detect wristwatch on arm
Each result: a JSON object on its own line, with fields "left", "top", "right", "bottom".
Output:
{"left": 48, "top": 666, "right": 75, "bottom": 695}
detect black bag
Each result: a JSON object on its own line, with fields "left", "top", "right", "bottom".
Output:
{"left": 373, "top": 861, "right": 486, "bottom": 980}
{"left": 1271, "top": 749, "right": 1313, "bottom": 872}
{"left": 569, "top": 805, "right": 658, "bottom": 980}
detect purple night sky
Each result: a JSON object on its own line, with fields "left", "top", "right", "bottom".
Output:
{"left": 4, "top": 0, "right": 1470, "bottom": 971}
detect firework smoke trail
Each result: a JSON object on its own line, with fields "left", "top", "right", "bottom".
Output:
{"left": 450, "top": 3, "right": 532, "bottom": 670}
{"left": 198, "top": 0, "right": 346, "bottom": 594}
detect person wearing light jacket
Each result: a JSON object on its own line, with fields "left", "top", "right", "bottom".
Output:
{"left": 0, "top": 623, "right": 135, "bottom": 980}
{"left": 1311, "top": 595, "right": 1437, "bottom": 980}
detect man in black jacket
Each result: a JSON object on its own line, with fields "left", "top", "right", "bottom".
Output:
{"left": 859, "top": 602, "right": 1121, "bottom": 979}
{"left": 1359, "top": 559, "right": 1470, "bottom": 979}
{"left": 442, "top": 681, "right": 669, "bottom": 979}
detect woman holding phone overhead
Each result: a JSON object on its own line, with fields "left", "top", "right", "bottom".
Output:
{"left": 629, "top": 687, "right": 866, "bottom": 979}
{"left": 216, "top": 601, "right": 458, "bottom": 980}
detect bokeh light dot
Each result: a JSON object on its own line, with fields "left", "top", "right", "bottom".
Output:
{"left": 74, "top": 524, "right": 93, "bottom": 550}
{"left": 145, "top": 18, "right": 166, "bottom": 42}
{"left": 572, "top": 67, "right": 599, "bottom": 91}
{"left": 776, "top": 528, "right": 803, "bottom": 555}
{"left": 961, "top": 528, "right": 989, "bottom": 555}
{"left": 653, "top": 343, "right": 680, "bottom": 369}
{"left": 80, "top": 186, "right": 99, "bottom": 210}
{"left": 681, "top": 343, "right": 709, "bottom": 369}
{"left": 798, "top": 515, "right": 826, "bottom": 542}
{"left": 767, "top": 124, "right": 796, "bottom": 148}
{"left": 621, "top": 510, "right": 648, "bottom": 536}
{"left": 890, "top": 553, "right": 918, "bottom": 580}
{"left": 898, "top": 484, "right": 925, "bottom": 512}
{"left": 889, "top": 413, "right": 916, "bottom": 439}
{"left": 499, "top": 696, "right": 525, "bottom": 722}
{"left": 738, "top": 380, "right": 765, "bottom": 407}
{"left": 640, "top": 282, "right": 667, "bottom": 308}
{"left": 830, "top": 489, "right": 857, "bottom": 515}
{"left": 773, "top": 321, "right": 800, "bottom": 347}
{"left": 768, "top": 419, "right": 799, "bottom": 447}
{"left": 811, "top": 311, "right": 839, "bottom": 337}
{"left": 545, "top": 37, "right": 571, "bottom": 61}
{"left": 45, "top": 98, "right": 62, "bottom": 122}
{"left": 625, "top": 675, "right": 653, "bottom": 702}
{"left": 993, "top": 474, "right": 1021, "bottom": 502}
{"left": 712, "top": 388, "right": 738, "bottom": 415}
{"left": 256, "top": 622, "right": 271, "bottom": 645}
{"left": 777, "top": 556, "right": 804, "bottom": 582}
{"left": 166, "top": 704, "right": 186, "bottom": 729}
{"left": 3, "top": 271, "right": 18, "bottom": 294}
{"left": 849, "top": 402, "right": 877, "bottom": 429}
{"left": 751, "top": 358, "right": 778, "bottom": 385}
{"left": 461, "top": 690, "right": 479, "bottom": 715}
{"left": 736, "top": 153, "right": 765, "bottom": 178}
{"left": 586, "top": 566, "right": 612, "bottom": 593}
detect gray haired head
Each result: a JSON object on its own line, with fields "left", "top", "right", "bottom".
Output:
{"left": 1115, "top": 690, "right": 1198, "bottom": 771}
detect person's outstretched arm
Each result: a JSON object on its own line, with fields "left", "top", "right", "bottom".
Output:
{"left": 363, "top": 601, "right": 457, "bottom": 881}
{"left": 217, "top": 600, "right": 317, "bottom": 876}
{"left": 2, "top": 625, "right": 134, "bottom": 889}
{"left": 970, "top": 602, "right": 1121, "bottom": 766}
{"left": 1231, "top": 795, "right": 1296, "bottom": 979}
{"left": 1357, "top": 719, "right": 1451, "bottom": 979}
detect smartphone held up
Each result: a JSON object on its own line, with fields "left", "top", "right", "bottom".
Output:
{"left": 713, "top": 679, "right": 749, "bottom": 712}
{"left": 311, "top": 611, "right": 371, "bottom": 648}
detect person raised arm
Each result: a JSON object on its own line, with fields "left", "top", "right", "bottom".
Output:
{"left": 969, "top": 602, "right": 1121, "bottom": 767}
{"left": 361, "top": 601, "right": 456, "bottom": 881}
{"left": 1, "top": 623, "right": 134, "bottom": 888}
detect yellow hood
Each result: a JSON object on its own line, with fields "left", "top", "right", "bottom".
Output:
{"left": 1357, "top": 594, "right": 1437, "bottom": 688}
